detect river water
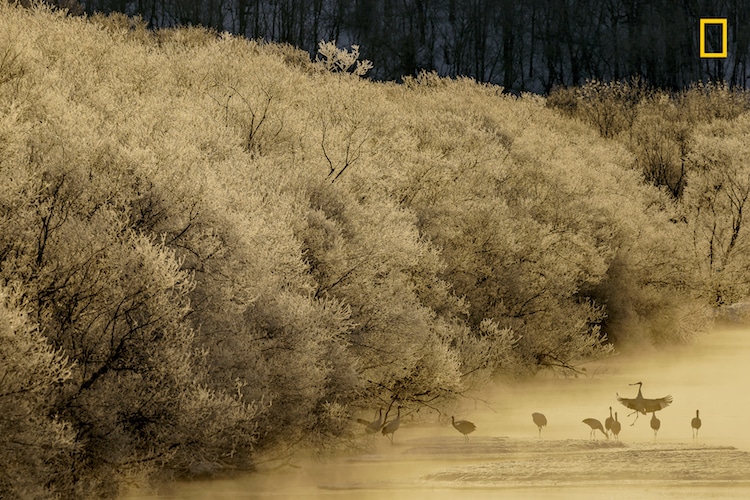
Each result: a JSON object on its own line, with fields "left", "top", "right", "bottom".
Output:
{"left": 125, "top": 325, "right": 750, "bottom": 499}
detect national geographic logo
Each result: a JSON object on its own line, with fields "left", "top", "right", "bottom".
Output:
{"left": 700, "top": 18, "right": 727, "bottom": 58}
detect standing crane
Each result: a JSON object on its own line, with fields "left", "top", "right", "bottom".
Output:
{"left": 610, "top": 412, "right": 622, "bottom": 441}
{"left": 604, "top": 406, "right": 614, "bottom": 437}
{"left": 650, "top": 411, "right": 661, "bottom": 439}
{"left": 532, "top": 412, "right": 547, "bottom": 438}
{"left": 367, "top": 408, "right": 383, "bottom": 433}
{"left": 617, "top": 382, "right": 673, "bottom": 425}
{"left": 582, "top": 418, "right": 608, "bottom": 439}
{"left": 381, "top": 406, "right": 401, "bottom": 444}
{"left": 451, "top": 416, "right": 476, "bottom": 442}
{"left": 356, "top": 408, "right": 383, "bottom": 434}
{"left": 692, "top": 409, "right": 702, "bottom": 438}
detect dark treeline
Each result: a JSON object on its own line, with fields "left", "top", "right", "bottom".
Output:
{"left": 70, "top": 0, "right": 748, "bottom": 92}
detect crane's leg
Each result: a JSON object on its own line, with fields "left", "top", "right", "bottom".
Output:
{"left": 629, "top": 412, "right": 640, "bottom": 426}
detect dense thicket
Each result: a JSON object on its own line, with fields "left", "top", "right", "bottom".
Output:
{"left": 67, "top": 0, "right": 750, "bottom": 92}
{"left": 548, "top": 80, "right": 750, "bottom": 313}
{"left": 0, "top": 4, "right": 744, "bottom": 497}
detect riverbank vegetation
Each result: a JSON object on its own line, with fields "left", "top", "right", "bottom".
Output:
{"left": 1, "top": 4, "right": 749, "bottom": 497}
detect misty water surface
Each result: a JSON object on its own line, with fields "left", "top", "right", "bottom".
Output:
{"left": 126, "top": 325, "right": 750, "bottom": 499}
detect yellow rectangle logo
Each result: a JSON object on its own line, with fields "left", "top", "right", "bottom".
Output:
{"left": 700, "top": 18, "right": 727, "bottom": 58}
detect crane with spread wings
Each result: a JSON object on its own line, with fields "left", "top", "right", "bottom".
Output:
{"left": 616, "top": 382, "right": 673, "bottom": 425}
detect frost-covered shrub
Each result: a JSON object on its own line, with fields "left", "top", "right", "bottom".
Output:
{"left": 547, "top": 78, "right": 647, "bottom": 138}
{"left": 316, "top": 40, "right": 373, "bottom": 77}
{"left": 0, "top": 286, "right": 75, "bottom": 498}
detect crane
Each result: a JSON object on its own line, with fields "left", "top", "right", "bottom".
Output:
{"left": 532, "top": 412, "right": 547, "bottom": 438}
{"left": 617, "top": 382, "right": 672, "bottom": 425}
{"left": 610, "top": 412, "right": 622, "bottom": 441}
{"left": 604, "top": 406, "right": 614, "bottom": 437}
{"left": 356, "top": 408, "right": 383, "bottom": 434}
{"left": 582, "top": 418, "right": 608, "bottom": 439}
{"left": 692, "top": 409, "right": 702, "bottom": 438}
{"left": 451, "top": 416, "right": 476, "bottom": 442}
{"left": 381, "top": 406, "right": 401, "bottom": 444}
{"left": 650, "top": 411, "right": 661, "bottom": 439}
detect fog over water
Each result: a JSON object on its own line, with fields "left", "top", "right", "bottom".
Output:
{"left": 126, "top": 325, "right": 750, "bottom": 499}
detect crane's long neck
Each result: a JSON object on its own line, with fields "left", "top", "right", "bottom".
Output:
{"left": 632, "top": 382, "right": 643, "bottom": 399}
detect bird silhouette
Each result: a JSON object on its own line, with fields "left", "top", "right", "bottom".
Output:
{"left": 356, "top": 408, "right": 383, "bottom": 434}
{"left": 451, "top": 416, "right": 476, "bottom": 442}
{"left": 605, "top": 406, "right": 614, "bottom": 437}
{"left": 692, "top": 409, "right": 702, "bottom": 438}
{"left": 582, "top": 418, "right": 608, "bottom": 439}
{"left": 617, "top": 382, "right": 673, "bottom": 425}
{"left": 381, "top": 406, "right": 401, "bottom": 444}
{"left": 532, "top": 412, "right": 547, "bottom": 438}
{"left": 610, "top": 412, "right": 622, "bottom": 441}
{"left": 650, "top": 411, "right": 661, "bottom": 439}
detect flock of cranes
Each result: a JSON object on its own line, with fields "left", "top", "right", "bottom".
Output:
{"left": 358, "top": 382, "right": 703, "bottom": 444}
{"left": 575, "top": 382, "right": 700, "bottom": 441}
